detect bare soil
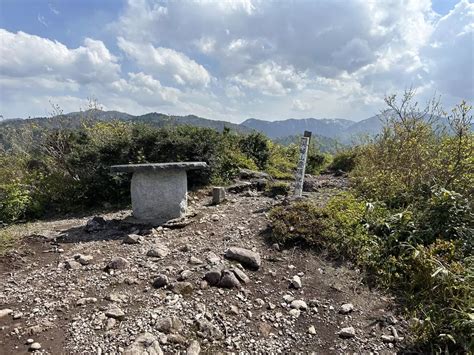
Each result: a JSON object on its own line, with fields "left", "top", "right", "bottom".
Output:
{"left": 0, "top": 175, "right": 408, "bottom": 354}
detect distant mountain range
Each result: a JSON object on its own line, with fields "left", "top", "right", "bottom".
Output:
{"left": 1, "top": 109, "right": 387, "bottom": 144}
{"left": 241, "top": 115, "right": 384, "bottom": 142}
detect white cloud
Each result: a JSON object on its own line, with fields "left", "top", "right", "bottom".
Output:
{"left": 292, "top": 99, "right": 312, "bottom": 112}
{"left": 231, "top": 61, "right": 308, "bottom": 96}
{"left": 0, "top": 29, "right": 120, "bottom": 84}
{"left": 1, "top": 0, "right": 473, "bottom": 122}
{"left": 117, "top": 37, "right": 211, "bottom": 87}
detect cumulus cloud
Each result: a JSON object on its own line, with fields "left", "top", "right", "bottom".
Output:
{"left": 231, "top": 61, "right": 308, "bottom": 96}
{"left": 0, "top": 29, "right": 120, "bottom": 85}
{"left": 117, "top": 37, "right": 211, "bottom": 87}
{"left": 0, "top": 0, "right": 473, "bottom": 121}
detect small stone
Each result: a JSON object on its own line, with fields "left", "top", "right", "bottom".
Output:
{"left": 225, "top": 247, "right": 261, "bottom": 270}
{"left": 218, "top": 270, "right": 241, "bottom": 289}
{"left": 178, "top": 270, "right": 193, "bottom": 281}
{"left": 156, "top": 317, "right": 183, "bottom": 334}
{"left": 204, "top": 269, "right": 222, "bottom": 286}
{"left": 123, "top": 332, "right": 163, "bottom": 355}
{"left": 229, "top": 305, "right": 240, "bottom": 315}
{"left": 308, "top": 326, "right": 316, "bottom": 335}
{"left": 105, "top": 292, "right": 128, "bottom": 303}
{"left": 231, "top": 268, "right": 250, "bottom": 284}
{"left": 168, "top": 334, "right": 186, "bottom": 344}
{"left": 76, "top": 297, "right": 98, "bottom": 306}
{"left": 172, "top": 282, "right": 194, "bottom": 295}
{"left": 283, "top": 294, "right": 294, "bottom": 303}
{"left": 212, "top": 187, "right": 226, "bottom": 205}
{"left": 339, "top": 303, "right": 354, "bottom": 314}
{"left": 105, "top": 306, "right": 125, "bottom": 320}
{"left": 189, "top": 256, "right": 203, "bottom": 265}
{"left": 26, "top": 339, "right": 34, "bottom": 344}
{"left": 205, "top": 251, "right": 221, "bottom": 264}
{"left": 29, "top": 342, "right": 41, "bottom": 351}
{"left": 76, "top": 254, "right": 93, "bottom": 265}
{"left": 152, "top": 274, "right": 169, "bottom": 288}
{"left": 290, "top": 275, "right": 302, "bottom": 289}
{"left": 338, "top": 326, "right": 356, "bottom": 338}
{"left": 105, "top": 318, "right": 116, "bottom": 330}
{"left": 290, "top": 300, "right": 308, "bottom": 310}
{"left": 196, "top": 318, "right": 224, "bottom": 340}
{"left": 267, "top": 302, "right": 276, "bottom": 310}
{"left": 187, "top": 340, "right": 201, "bottom": 355}
{"left": 106, "top": 257, "right": 129, "bottom": 270}
{"left": 123, "top": 234, "right": 143, "bottom": 244}
{"left": 0, "top": 309, "right": 13, "bottom": 319}
{"left": 381, "top": 335, "right": 396, "bottom": 343}
{"left": 64, "top": 259, "right": 82, "bottom": 270}
{"left": 272, "top": 243, "right": 280, "bottom": 251}
{"left": 289, "top": 309, "right": 301, "bottom": 318}
{"left": 147, "top": 245, "right": 170, "bottom": 258}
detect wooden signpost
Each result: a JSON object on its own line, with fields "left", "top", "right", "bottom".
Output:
{"left": 293, "top": 131, "right": 312, "bottom": 197}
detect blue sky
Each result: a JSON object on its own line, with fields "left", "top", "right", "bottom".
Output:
{"left": 0, "top": 0, "right": 473, "bottom": 122}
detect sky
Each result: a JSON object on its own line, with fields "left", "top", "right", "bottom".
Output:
{"left": 0, "top": 0, "right": 473, "bottom": 122}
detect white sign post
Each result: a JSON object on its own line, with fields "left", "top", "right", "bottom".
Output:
{"left": 293, "top": 131, "right": 311, "bottom": 197}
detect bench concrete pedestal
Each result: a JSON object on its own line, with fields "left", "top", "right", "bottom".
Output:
{"left": 111, "top": 162, "right": 207, "bottom": 225}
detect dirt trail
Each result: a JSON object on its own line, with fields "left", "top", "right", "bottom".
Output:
{"left": 1, "top": 175, "right": 407, "bottom": 354}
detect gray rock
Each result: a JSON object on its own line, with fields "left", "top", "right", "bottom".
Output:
{"left": 308, "top": 325, "right": 316, "bottom": 335}
{"left": 289, "top": 309, "right": 301, "bottom": 318}
{"left": 189, "top": 256, "right": 203, "bottom": 265}
{"left": 338, "top": 326, "right": 356, "bottom": 338}
{"left": 167, "top": 334, "right": 186, "bottom": 344}
{"left": 178, "top": 270, "right": 193, "bottom": 281}
{"left": 186, "top": 340, "right": 201, "bottom": 355}
{"left": 64, "top": 259, "right": 82, "bottom": 270}
{"left": 147, "top": 245, "right": 170, "bottom": 258}
{"left": 212, "top": 187, "right": 226, "bottom": 205}
{"left": 76, "top": 297, "right": 97, "bottom": 306}
{"left": 339, "top": 303, "right": 354, "bottom": 314}
{"left": 156, "top": 317, "right": 183, "bottom": 334}
{"left": 218, "top": 270, "right": 241, "bottom": 288}
{"left": 105, "top": 306, "right": 125, "bottom": 320}
{"left": 231, "top": 268, "right": 250, "bottom": 284}
{"left": 205, "top": 251, "right": 221, "bottom": 264}
{"left": 172, "top": 282, "right": 194, "bottom": 295}
{"left": 123, "top": 332, "right": 163, "bottom": 355}
{"left": 290, "top": 300, "right": 308, "bottom": 310}
{"left": 225, "top": 247, "right": 261, "bottom": 270}
{"left": 204, "top": 269, "right": 222, "bottom": 286}
{"left": 76, "top": 254, "right": 94, "bottom": 265}
{"left": 152, "top": 274, "right": 169, "bottom": 288}
{"left": 196, "top": 318, "right": 223, "bottom": 340}
{"left": 283, "top": 294, "right": 295, "bottom": 303}
{"left": 123, "top": 234, "right": 143, "bottom": 244}
{"left": 290, "top": 275, "right": 302, "bottom": 289}
{"left": 106, "top": 257, "right": 129, "bottom": 270}
{"left": 0, "top": 309, "right": 13, "bottom": 319}
{"left": 29, "top": 342, "right": 42, "bottom": 351}
{"left": 381, "top": 334, "right": 396, "bottom": 343}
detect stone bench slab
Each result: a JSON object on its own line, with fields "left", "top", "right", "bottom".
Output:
{"left": 110, "top": 162, "right": 207, "bottom": 173}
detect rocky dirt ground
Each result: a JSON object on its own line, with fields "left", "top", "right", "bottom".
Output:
{"left": 1, "top": 174, "right": 408, "bottom": 354}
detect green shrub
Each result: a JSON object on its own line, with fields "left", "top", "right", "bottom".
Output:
{"left": 265, "top": 142, "right": 298, "bottom": 179}
{"left": 328, "top": 149, "right": 357, "bottom": 172}
{"left": 239, "top": 132, "right": 270, "bottom": 170}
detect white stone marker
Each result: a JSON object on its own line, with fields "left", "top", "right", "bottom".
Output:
{"left": 111, "top": 162, "right": 207, "bottom": 224}
{"left": 293, "top": 131, "right": 311, "bottom": 197}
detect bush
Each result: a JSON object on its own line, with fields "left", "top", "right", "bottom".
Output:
{"left": 269, "top": 191, "right": 473, "bottom": 351}
{"left": 239, "top": 132, "right": 270, "bottom": 170}
{"left": 328, "top": 149, "right": 357, "bottom": 172}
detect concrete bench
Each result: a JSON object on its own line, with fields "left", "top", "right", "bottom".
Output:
{"left": 110, "top": 162, "right": 207, "bottom": 224}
